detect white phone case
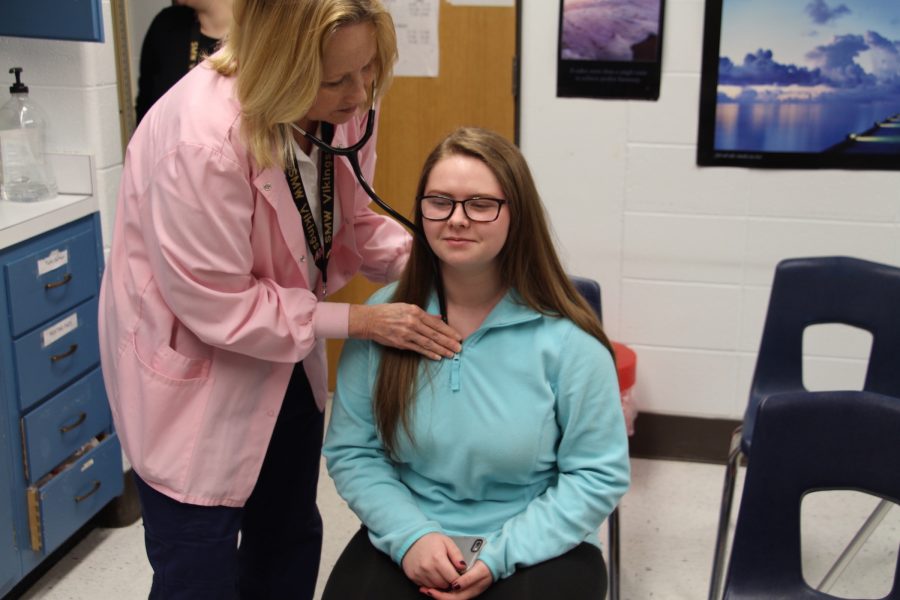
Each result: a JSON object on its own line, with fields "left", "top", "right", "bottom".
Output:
{"left": 449, "top": 535, "right": 485, "bottom": 572}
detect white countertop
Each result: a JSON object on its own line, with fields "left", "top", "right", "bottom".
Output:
{"left": 0, "top": 193, "right": 98, "bottom": 250}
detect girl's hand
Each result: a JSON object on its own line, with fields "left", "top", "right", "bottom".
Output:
{"left": 349, "top": 303, "right": 461, "bottom": 360}
{"left": 401, "top": 532, "right": 468, "bottom": 589}
{"left": 419, "top": 561, "right": 493, "bottom": 599}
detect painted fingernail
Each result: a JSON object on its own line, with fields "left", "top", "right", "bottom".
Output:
{"left": 452, "top": 582, "right": 462, "bottom": 591}
{"left": 458, "top": 560, "right": 467, "bottom": 569}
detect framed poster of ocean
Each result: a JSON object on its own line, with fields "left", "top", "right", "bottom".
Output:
{"left": 697, "top": 0, "right": 900, "bottom": 170}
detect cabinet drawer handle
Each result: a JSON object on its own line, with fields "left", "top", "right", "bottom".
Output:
{"left": 74, "top": 481, "right": 101, "bottom": 503}
{"left": 50, "top": 344, "right": 78, "bottom": 362}
{"left": 59, "top": 411, "right": 87, "bottom": 434}
{"left": 45, "top": 273, "right": 73, "bottom": 290}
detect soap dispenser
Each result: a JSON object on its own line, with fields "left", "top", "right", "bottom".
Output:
{"left": 0, "top": 67, "right": 57, "bottom": 202}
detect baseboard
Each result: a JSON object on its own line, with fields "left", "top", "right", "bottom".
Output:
{"left": 628, "top": 412, "right": 741, "bottom": 465}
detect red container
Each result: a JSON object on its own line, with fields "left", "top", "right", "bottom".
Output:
{"left": 613, "top": 342, "right": 637, "bottom": 436}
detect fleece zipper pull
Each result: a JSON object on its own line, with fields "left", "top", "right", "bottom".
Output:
{"left": 450, "top": 353, "right": 461, "bottom": 392}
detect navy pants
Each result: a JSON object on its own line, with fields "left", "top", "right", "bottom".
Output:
{"left": 134, "top": 364, "right": 324, "bottom": 600}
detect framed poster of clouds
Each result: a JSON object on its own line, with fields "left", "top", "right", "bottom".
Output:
{"left": 697, "top": 0, "right": 900, "bottom": 170}
{"left": 557, "top": 0, "right": 665, "bottom": 100}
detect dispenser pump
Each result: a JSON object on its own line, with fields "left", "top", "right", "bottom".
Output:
{"left": 9, "top": 67, "right": 28, "bottom": 94}
{"left": 0, "top": 66, "right": 58, "bottom": 202}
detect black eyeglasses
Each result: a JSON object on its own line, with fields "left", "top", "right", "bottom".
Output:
{"left": 419, "top": 195, "right": 506, "bottom": 222}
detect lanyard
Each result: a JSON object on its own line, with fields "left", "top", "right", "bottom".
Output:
{"left": 284, "top": 123, "right": 335, "bottom": 297}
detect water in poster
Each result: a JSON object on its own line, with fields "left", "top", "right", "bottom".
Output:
{"left": 715, "top": 0, "right": 900, "bottom": 154}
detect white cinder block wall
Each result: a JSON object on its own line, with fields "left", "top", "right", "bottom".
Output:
{"left": 0, "top": 1, "right": 122, "bottom": 248}
{"left": 520, "top": 0, "right": 900, "bottom": 421}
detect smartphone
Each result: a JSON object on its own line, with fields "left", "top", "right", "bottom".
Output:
{"left": 449, "top": 535, "right": 485, "bottom": 572}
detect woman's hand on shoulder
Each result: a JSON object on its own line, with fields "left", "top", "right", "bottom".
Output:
{"left": 419, "top": 560, "right": 493, "bottom": 599}
{"left": 402, "top": 532, "right": 468, "bottom": 590}
{"left": 349, "top": 303, "right": 461, "bottom": 360}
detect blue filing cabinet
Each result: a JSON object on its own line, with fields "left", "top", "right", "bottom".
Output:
{"left": 0, "top": 211, "right": 122, "bottom": 597}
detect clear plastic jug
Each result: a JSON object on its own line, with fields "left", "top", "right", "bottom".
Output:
{"left": 0, "top": 67, "right": 57, "bottom": 202}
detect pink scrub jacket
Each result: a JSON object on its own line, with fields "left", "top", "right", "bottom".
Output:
{"left": 99, "top": 61, "right": 411, "bottom": 507}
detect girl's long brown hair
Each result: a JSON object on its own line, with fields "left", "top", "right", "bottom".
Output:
{"left": 374, "top": 127, "right": 614, "bottom": 457}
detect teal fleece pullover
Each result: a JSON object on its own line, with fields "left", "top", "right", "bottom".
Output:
{"left": 323, "top": 284, "right": 630, "bottom": 581}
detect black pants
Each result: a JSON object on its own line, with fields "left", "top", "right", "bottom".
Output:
{"left": 134, "top": 364, "right": 324, "bottom": 600}
{"left": 322, "top": 528, "right": 608, "bottom": 600}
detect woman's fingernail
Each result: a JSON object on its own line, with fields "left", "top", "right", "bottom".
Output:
{"left": 452, "top": 582, "right": 462, "bottom": 591}
{"left": 458, "top": 560, "right": 467, "bottom": 569}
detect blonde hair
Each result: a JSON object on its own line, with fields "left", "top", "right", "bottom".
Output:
{"left": 209, "top": 0, "right": 397, "bottom": 169}
{"left": 374, "top": 127, "right": 615, "bottom": 457}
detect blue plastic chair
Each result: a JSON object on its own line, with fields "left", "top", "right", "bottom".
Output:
{"left": 570, "top": 275, "right": 621, "bottom": 600}
{"left": 722, "top": 390, "right": 900, "bottom": 600}
{"left": 709, "top": 256, "right": 900, "bottom": 599}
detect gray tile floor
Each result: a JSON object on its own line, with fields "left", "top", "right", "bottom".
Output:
{"left": 18, "top": 456, "right": 899, "bottom": 600}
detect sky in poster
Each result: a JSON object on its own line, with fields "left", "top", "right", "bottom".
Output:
{"left": 715, "top": 0, "right": 900, "bottom": 152}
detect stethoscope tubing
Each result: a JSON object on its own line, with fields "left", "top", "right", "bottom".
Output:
{"left": 291, "top": 108, "right": 449, "bottom": 322}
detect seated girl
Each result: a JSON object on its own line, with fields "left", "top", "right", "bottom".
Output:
{"left": 322, "top": 127, "right": 630, "bottom": 600}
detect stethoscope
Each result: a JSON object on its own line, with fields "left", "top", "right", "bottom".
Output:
{"left": 290, "top": 87, "right": 449, "bottom": 322}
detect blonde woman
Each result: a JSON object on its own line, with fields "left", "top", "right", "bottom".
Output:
{"left": 100, "top": 1, "right": 461, "bottom": 597}
{"left": 324, "top": 128, "right": 630, "bottom": 599}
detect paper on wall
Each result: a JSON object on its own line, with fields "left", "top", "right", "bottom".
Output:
{"left": 383, "top": 0, "right": 440, "bottom": 77}
{"left": 447, "top": 0, "right": 513, "bottom": 5}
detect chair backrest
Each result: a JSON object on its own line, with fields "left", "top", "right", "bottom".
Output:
{"left": 570, "top": 275, "right": 602, "bottom": 321}
{"left": 724, "top": 390, "right": 900, "bottom": 600}
{"left": 744, "top": 256, "right": 900, "bottom": 451}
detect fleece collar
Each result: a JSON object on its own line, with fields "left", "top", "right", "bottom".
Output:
{"left": 424, "top": 288, "right": 542, "bottom": 345}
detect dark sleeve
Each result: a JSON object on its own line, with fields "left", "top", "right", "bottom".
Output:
{"left": 135, "top": 7, "right": 195, "bottom": 124}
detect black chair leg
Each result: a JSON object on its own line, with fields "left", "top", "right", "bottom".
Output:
{"left": 709, "top": 428, "right": 742, "bottom": 600}
{"left": 608, "top": 507, "right": 620, "bottom": 600}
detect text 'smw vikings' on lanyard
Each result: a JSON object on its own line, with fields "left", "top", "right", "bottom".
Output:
{"left": 188, "top": 17, "right": 203, "bottom": 70}
{"left": 285, "top": 123, "right": 335, "bottom": 299}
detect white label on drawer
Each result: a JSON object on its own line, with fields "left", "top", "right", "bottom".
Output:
{"left": 42, "top": 313, "right": 78, "bottom": 348}
{"left": 37, "top": 249, "right": 69, "bottom": 275}
{"left": 81, "top": 458, "right": 94, "bottom": 472}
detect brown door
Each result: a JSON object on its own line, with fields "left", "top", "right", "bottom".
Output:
{"left": 327, "top": 0, "right": 517, "bottom": 388}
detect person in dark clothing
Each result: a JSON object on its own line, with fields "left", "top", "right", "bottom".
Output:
{"left": 135, "top": 0, "right": 232, "bottom": 123}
